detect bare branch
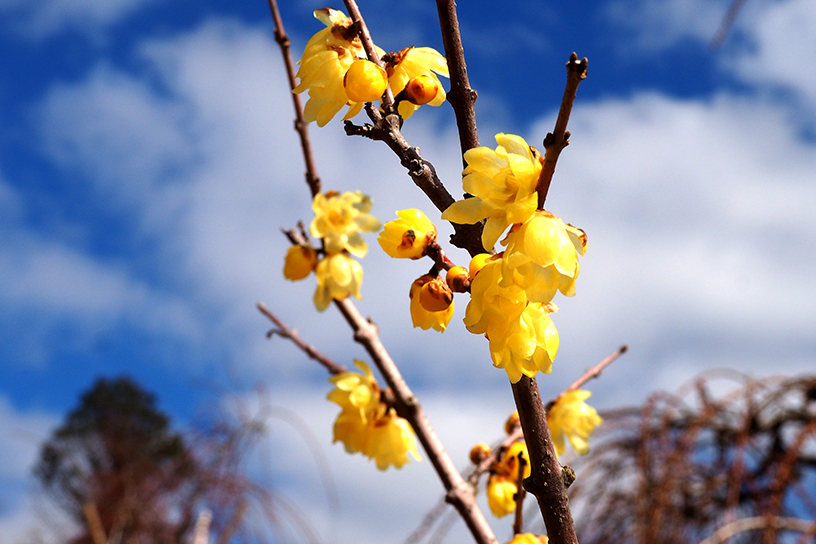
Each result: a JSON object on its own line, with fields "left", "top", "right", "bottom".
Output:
{"left": 537, "top": 53, "right": 588, "bottom": 209}
{"left": 434, "top": 0, "right": 480, "bottom": 161}
{"left": 512, "top": 376, "right": 578, "bottom": 544}
{"left": 333, "top": 297, "right": 498, "bottom": 544}
{"left": 562, "top": 345, "right": 628, "bottom": 398}
{"left": 257, "top": 302, "right": 347, "bottom": 375}
{"left": 265, "top": 0, "right": 321, "bottom": 197}
{"left": 697, "top": 516, "right": 816, "bottom": 544}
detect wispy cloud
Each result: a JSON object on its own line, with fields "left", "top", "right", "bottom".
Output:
{"left": 0, "top": 0, "right": 156, "bottom": 40}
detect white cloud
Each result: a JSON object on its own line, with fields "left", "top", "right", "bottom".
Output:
{"left": 603, "top": 0, "right": 728, "bottom": 51}
{"left": 729, "top": 0, "right": 816, "bottom": 114}
{"left": 0, "top": 398, "right": 70, "bottom": 544}
{"left": 0, "top": 0, "right": 156, "bottom": 40}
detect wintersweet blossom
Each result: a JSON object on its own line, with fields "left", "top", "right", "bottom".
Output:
{"left": 283, "top": 244, "right": 318, "bottom": 281}
{"left": 377, "top": 208, "right": 437, "bottom": 259}
{"left": 293, "top": 9, "right": 385, "bottom": 126}
{"left": 409, "top": 275, "right": 454, "bottom": 332}
{"left": 383, "top": 47, "right": 449, "bottom": 119}
{"left": 486, "top": 475, "right": 517, "bottom": 518}
{"left": 365, "top": 409, "right": 421, "bottom": 470}
{"left": 500, "top": 210, "right": 587, "bottom": 302}
{"left": 464, "top": 254, "right": 559, "bottom": 383}
{"left": 310, "top": 191, "right": 381, "bottom": 257}
{"left": 486, "top": 441, "right": 531, "bottom": 517}
{"left": 505, "top": 534, "right": 549, "bottom": 544}
{"left": 441, "top": 134, "right": 544, "bottom": 251}
{"left": 327, "top": 361, "right": 420, "bottom": 470}
{"left": 313, "top": 252, "right": 363, "bottom": 311}
{"left": 548, "top": 389, "right": 603, "bottom": 456}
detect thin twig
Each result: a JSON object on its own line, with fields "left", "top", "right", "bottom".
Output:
{"left": 434, "top": 0, "right": 479, "bottom": 161}
{"left": 266, "top": 0, "right": 321, "bottom": 197}
{"left": 257, "top": 302, "right": 347, "bottom": 375}
{"left": 333, "top": 297, "right": 498, "bottom": 544}
{"left": 537, "top": 53, "right": 588, "bottom": 209}
{"left": 697, "top": 516, "right": 816, "bottom": 544}
{"left": 513, "top": 452, "right": 528, "bottom": 535}
{"left": 710, "top": 0, "right": 749, "bottom": 50}
{"left": 564, "top": 345, "right": 628, "bottom": 395}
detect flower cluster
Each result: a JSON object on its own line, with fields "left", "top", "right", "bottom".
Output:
{"left": 294, "top": 9, "right": 449, "bottom": 126}
{"left": 443, "top": 133, "right": 587, "bottom": 383}
{"left": 283, "top": 190, "right": 380, "bottom": 311}
{"left": 548, "top": 389, "right": 603, "bottom": 456}
{"left": 377, "top": 208, "right": 459, "bottom": 333}
{"left": 327, "top": 360, "right": 420, "bottom": 470}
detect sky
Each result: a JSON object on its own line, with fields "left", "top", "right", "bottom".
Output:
{"left": 1, "top": 0, "right": 815, "bottom": 542}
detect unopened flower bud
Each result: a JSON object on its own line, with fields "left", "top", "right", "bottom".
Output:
{"left": 283, "top": 244, "right": 318, "bottom": 281}
{"left": 344, "top": 59, "right": 388, "bottom": 102}
{"left": 504, "top": 411, "right": 520, "bottom": 435}
{"left": 404, "top": 74, "right": 439, "bottom": 105}
{"left": 419, "top": 276, "right": 453, "bottom": 312}
{"left": 468, "top": 253, "right": 495, "bottom": 279}
{"left": 445, "top": 266, "right": 470, "bottom": 292}
{"left": 469, "top": 442, "right": 492, "bottom": 465}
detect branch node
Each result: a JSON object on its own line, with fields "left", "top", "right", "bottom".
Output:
{"left": 562, "top": 465, "right": 576, "bottom": 489}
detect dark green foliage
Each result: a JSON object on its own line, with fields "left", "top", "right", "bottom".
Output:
{"left": 34, "top": 377, "right": 196, "bottom": 544}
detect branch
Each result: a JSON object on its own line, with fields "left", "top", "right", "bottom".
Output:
{"left": 561, "top": 344, "right": 628, "bottom": 397}
{"left": 266, "top": 0, "right": 321, "bottom": 197}
{"left": 511, "top": 376, "right": 578, "bottom": 544}
{"left": 341, "top": 0, "right": 485, "bottom": 257}
{"left": 513, "top": 452, "right": 528, "bottom": 535}
{"left": 697, "top": 516, "right": 816, "bottom": 544}
{"left": 333, "top": 297, "right": 498, "bottom": 544}
{"left": 257, "top": 302, "right": 347, "bottom": 375}
{"left": 82, "top": 502, "right": 107, "bottom": 544}
{"left": 434, "top": 0, "right": 479, "bottom": 161}
{"left": 537, "top": 53, "right": 588, "bottom": 209}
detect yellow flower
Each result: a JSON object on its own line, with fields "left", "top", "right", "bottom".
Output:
{"left": 500, "top": 210, "right": 587, "bottom": 303}
{"left": 327, "top": 361, "right": 420, "bottom": 470}
{"left": 364, "top": 409, "right": 421, "bottom": 470}
{"left": 441, "top": 134, "right": 544, "bottom": 251}
{"left": 487, "top": 474, "right": 517, "bottom": 518}
{"left": 283, "top": 244, "right": 318, "bottom": 281}
{"left": 383, "top": 47, "right": 449, "bottom": 119}
{"left": 464, "top": 255, "right": 559, "bottom": 383}
{"left": 314, "top": 252, "right": 363, "bottom": 311}
{"left": 293, "top": 9, "right": 384, "bottom": 126}
{"left": 327, "top": 360, "right": 380, "bottom": 418}
{"left": 486, "top": 441, "right": 531, "bottom": 517}
{"left": 344, "top": 59, "right": 388, "bottom": 102}
{"left": 505, "top": 534, "right": 549, "bottom": 544}
{"left": 409, "top": 275, "right": 454, "bottom": 332}
{"left": 377, "top": 209, "right": 437, "bottom": 259}
{"left": 310, "top": 191, "right": 381, "bottom": 257}
{"left": 495, "top": 441, "right": 531, "bottom": 481}
{"left": 548, "top": 389, "right": 603, "bottom": 456}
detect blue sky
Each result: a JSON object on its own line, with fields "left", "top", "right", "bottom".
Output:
{"left": 2, "top": 0, "right": 816, "bottom": 541}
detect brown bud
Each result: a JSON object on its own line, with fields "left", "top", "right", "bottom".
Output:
{"left": 469, "top": 442, "right": 492, "bottom": 465}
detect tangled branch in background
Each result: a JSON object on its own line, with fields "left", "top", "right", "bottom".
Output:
{"left": 568, "top": 370, "right": 816, "bottom": 544}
